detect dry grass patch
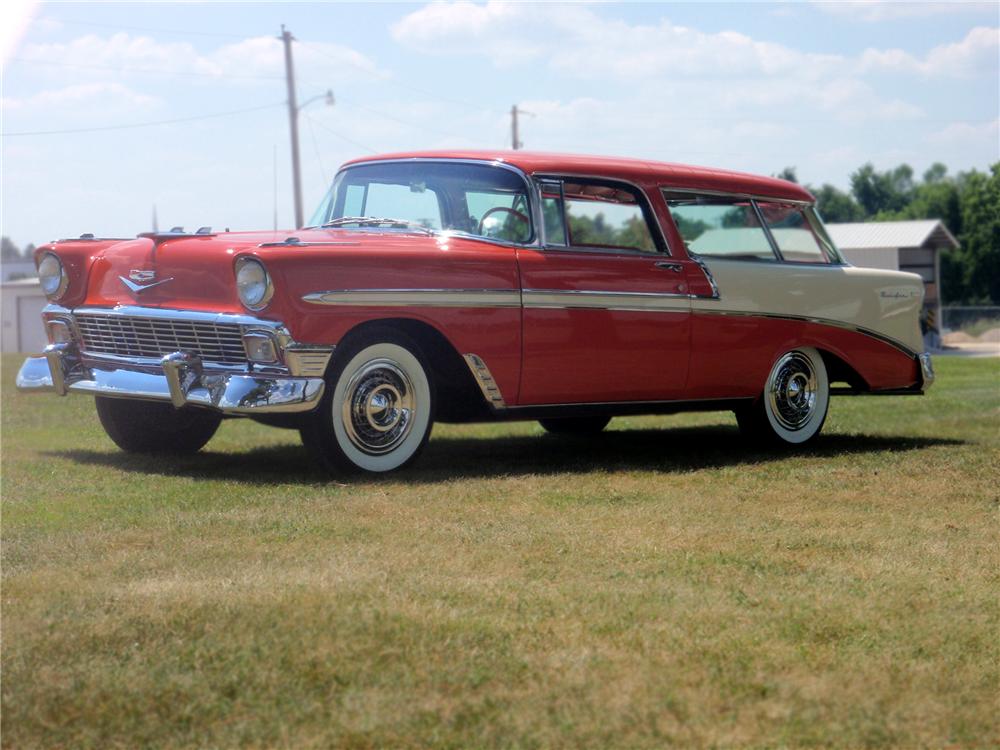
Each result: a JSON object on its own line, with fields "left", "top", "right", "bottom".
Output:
{"left": 2, "top": 354, "right": 998, "bottom": 748}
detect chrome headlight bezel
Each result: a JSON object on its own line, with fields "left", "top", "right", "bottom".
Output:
{"left": 235, "top": 257, "right": 274, "bottom": 311}
{"left": 38, "top": 252, "right": 69, "bottom": 300}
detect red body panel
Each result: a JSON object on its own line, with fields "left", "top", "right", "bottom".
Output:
{"left": 516, "top": 248, "right": 692, "bottom": 403}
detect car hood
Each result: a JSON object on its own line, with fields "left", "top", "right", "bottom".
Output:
{"left": 77, "top": 228, "right": 502, "bottom": 313}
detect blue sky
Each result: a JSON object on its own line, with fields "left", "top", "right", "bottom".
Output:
{"left": 2, "top": 1, "right": 998, "bottom": 249}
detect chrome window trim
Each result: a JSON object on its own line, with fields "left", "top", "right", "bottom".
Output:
{"left": 689, "top": 256, "right": 721, "bottom": 300}
{"left": 313, "top": 157, "right": 542, "bottom": 249}
{"left": 660, "top": 186, "right": 813, "bottom": 206}
{"left": 532, "top": 172, "right": 669, "bottom": 255}
{"left": 751, "top": 200, "right": 785, "bottom": 262}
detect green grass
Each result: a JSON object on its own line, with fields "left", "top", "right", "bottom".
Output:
{"left": 2, "top": 353, "right": 998, "bottom": 749}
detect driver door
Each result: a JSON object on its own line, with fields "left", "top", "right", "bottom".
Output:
{"left": 516, "top": 178, "right": 692, "bottom": 405}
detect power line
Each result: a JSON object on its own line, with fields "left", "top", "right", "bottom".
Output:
{"left": 302, "top": 112, "right": 377, "bottom": 154}
{"left": 305, "top": 43, "right": 494, "bottom": 115}
{"left": 1, "top": 102, "right": 284, "bottom": 137}
{"left": 9, "top": 56, "right": 286, "bottom": 81}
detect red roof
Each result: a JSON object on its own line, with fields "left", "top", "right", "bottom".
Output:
{"left": 345, "top": 149, "right": 813, "bottom": 203}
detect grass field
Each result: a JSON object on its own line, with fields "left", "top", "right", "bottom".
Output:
{"left": 2, "top": 353, "right": 998, "bottom": 748}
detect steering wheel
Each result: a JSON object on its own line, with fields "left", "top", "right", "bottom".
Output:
{"left": 477, "top": 206, "right": 530, "bottom": 236}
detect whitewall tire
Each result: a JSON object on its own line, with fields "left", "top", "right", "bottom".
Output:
{"left": 736, "top": 346, "right": 829, "bottom": 446}
{"left": 301, "top": 334, "right": 434, "bottom": 473}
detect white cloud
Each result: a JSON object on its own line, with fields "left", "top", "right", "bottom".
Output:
{"left": 926, "top": 117, "right": 1000, "bottom": 145}
{"left": 16, "top": 32, "right": 385, "bottom": 85}
{"left": 392, "top": 2, "right": 842, "bottom": 79}
{"left": 390, "top": 1, "right": 942, "bottom": 125}
{"left": 859, "top": 26, "right": 999, "bottom": 76}
{"left": 3, "top": 81, "right": 160, "bottom": 111}
{"left": 813, "top": 1, "right": 996, "bottom": 22}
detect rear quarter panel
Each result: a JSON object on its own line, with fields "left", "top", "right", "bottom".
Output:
{"left": 689, "top": 259, "right": 924, "bottom": 394}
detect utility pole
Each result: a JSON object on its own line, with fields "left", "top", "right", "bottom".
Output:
{"left": 281, "top": 25, "right": 304, "bottom": 229}
{"left": 510, "top": 104, "right": 521, "bottom": 150}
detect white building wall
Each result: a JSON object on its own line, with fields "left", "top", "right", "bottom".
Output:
{"left": 1, "top": 280, "right": 48, "bottom": 353}
{"left": 839, "top": 246, "right": 899, "bottom": 271}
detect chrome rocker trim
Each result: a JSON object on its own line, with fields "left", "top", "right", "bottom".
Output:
{"left": 16, "top": 343, "right": 325, "bottom": 414}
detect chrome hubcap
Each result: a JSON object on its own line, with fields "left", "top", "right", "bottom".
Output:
{"left": 767, "top": 352, "right": 817, "bottom": 431}
{"left": 341, "top": 358, "right": 415, "bottom": 455}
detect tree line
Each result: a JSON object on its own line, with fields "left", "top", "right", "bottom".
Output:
{"left": 779, "top": 161, "right": 999, "bottom": 305}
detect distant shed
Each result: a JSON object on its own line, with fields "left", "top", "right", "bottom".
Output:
{"left": 826, "top": 219, "right": 958, "bottom": 344}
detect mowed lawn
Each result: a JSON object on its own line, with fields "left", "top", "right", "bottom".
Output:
{"left": 2, "top": 353, "right": 997, "bottom": 749}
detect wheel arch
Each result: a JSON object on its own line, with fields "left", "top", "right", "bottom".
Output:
{"left": 330, "top": 317, "right": 495, "bottom": 421}
{"left": 816, "top": 348, "right": 869, "bottom": 391}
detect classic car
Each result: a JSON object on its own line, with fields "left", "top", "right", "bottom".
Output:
{"left": 16, "top": 150, "right": 935, "bottom": 473}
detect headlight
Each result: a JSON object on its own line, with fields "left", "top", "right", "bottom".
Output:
{"left": 38, "top": 252, "right": 69, "bottom": 300}
{"left": 235, "top": 257, "right": 273, "bottom": 311}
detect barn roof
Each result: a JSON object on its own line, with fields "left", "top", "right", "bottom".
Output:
{"left": 826, "top": 219, "right": 958, "bottom": 251}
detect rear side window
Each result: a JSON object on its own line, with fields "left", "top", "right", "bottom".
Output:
{"left": 541, "top": 179, "right": 659, "bottom": 253}
{"left": 663, "top": 192, "right": 776, "bottom": 261}
{"left": 756, "top": 202, "right": 832, "bottom": 263}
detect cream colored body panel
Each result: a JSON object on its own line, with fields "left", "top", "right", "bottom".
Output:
{"left": 691, "top": 259, "right": 925, "bottom": 355}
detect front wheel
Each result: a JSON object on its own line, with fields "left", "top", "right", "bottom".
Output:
{"left": 95, "top": 396, "right": 221, "bottom": 453}
{"left": 300, "top": 333, "right": 434, "bottom": 474}
{"left": 736, "top": 347, "right": 829, "bottom": 446}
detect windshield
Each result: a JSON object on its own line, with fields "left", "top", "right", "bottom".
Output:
{"left": 308, "top": 161, "right": 534, "bottom": 244}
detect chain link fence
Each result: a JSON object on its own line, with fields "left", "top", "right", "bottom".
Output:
{"left": 941, "top": 306, "right": 1000, "bottom": 337}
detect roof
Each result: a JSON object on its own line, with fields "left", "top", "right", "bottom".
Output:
{"left": 344, "top": 149, "right": 813, "bottom": 203}
{"left": 826, "top": 219, "right": 959, "bottom": 251}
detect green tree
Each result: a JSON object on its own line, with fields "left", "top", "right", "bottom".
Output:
{"left": 850, "top": 163, "right": 916, "bottom": 215}
{"left": 1, "top": 236, "right": 21, "bottom": 262}
{"left": 949, "top": 164, "right": 1000, "bottom": 304}
{"left": 774, "top": 167, "right": 798, "bottom": 184}
{"left": 811, "top": 184, "right": 865, "bottom": 223}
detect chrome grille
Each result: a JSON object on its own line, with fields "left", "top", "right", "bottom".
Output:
{"left": 74, "top": 313, "right": 247, "bottom": 364}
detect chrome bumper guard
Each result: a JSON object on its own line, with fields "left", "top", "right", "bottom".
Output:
{"left": 918, "top": 352, "right": 935, "bottom": 390}
{"left": 16, "top": 343, "right": 325, "bottom": 414}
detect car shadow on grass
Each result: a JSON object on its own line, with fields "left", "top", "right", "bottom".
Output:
{"left": 45, "top": 425, "right": 964, "bottom": 485}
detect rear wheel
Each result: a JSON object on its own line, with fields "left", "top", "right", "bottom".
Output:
{"left": 95, "top": 396, "right": 221, "bottom": 453}
{"left": 736, "top": 347, "right": 829, "bottom": 446}
{"left": 300, "top": 331, "right": 434, "bottom": 474}
{"left": 539, "top": 416, "right": 611, "bottom": 435}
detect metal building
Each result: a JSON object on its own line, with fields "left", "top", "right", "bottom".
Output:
{"left": 826, "top": 219, "right": 958, "bottom": 348}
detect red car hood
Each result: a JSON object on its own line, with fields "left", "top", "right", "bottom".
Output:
{"left": 81, "top": 228, "right": 482, "bottom": 314}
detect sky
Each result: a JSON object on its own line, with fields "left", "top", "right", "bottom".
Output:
{"left": 1, "top": 1, "right": 998, "bottom": 249}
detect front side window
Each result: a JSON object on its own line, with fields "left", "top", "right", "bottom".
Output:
{"left": 308, "top": 161, "right": 533, "bottom": 243}
{"left": 542, "top": 180, "right": 658, "bottom": 253}
{"left": 664, "top": 192, "right": 776, "bottom": 261}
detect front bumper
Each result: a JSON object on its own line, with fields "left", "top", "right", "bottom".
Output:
{"left": 16, "top": 344, "right": 325, "bottom": 414}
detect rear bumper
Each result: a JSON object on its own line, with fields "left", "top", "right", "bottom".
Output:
{"left": 918, "top": 352, "right": 935, "bottom": 390}
{"left": 16, "top": 344, "right": 325, "bottom": 414}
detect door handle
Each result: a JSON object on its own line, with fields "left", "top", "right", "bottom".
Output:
{"left": 654, "top": 261, "right": 684, "bottom": 273}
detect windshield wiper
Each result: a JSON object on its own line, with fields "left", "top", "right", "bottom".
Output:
{"left": 322, "top": 216, "right": 435, "bottom": 234}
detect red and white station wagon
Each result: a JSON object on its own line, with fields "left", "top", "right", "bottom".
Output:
{"left": 17, "top": 150, "right": 934, "bottom": 473}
